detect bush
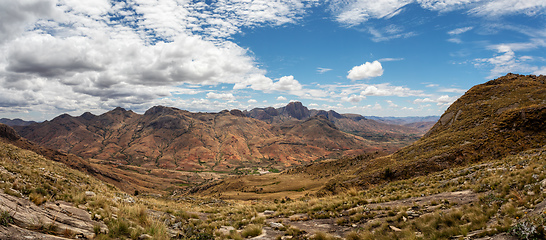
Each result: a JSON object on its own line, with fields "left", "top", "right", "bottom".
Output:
{"left": 0, "top": 210, "right": 13, "bottom": 226}
{"left": 510, "top": 215, "right": 546, "bottom": 240}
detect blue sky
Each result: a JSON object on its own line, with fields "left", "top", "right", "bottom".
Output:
{"left": 0, "top": 0, "right": 545, "bottom": 121}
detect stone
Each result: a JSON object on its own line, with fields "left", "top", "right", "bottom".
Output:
{"left": 389, "top": 226, "right": 402, "bottom": 232}
{"left": 84, "top": 191, "right": 96, "bottom": 197}
{"left": 139, "top": 234, "right": 152, "bottom": 240}
{"left": 269, "top": 222, "right": 284, "bottom": 229}
{"left": 218, "top": 226, "right": 235, "bottom": 235}
{"left": 263, "top": 210, "right": 275, "bottom": 215}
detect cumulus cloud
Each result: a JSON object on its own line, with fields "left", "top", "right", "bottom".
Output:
{"left": 473, "top": 41, "right": 546, "bottom": 78}
{"left": 1, "top": 0, "right": 321, "bottom": 118}
{"left": 342, "top": 95, "right": 364, "bottom": 103}
{"left": 248, "top": 99, "right": 258, "bottom": 103}
{"left": 347, "top": 61, "right": 384, "bottom": 80}
{"left": 0, "top": 0, "right": 55, "bottom": 43}
{"left": 234, "top": 75, "right": 303, "bottom": 93}
{"left": 414, "top": 95, "right": 459, "bottom": 106}
{"left": 386, "top": 100, "right": 398, "bottom": 107}
{"left": 272, "top": 75, "right": 303, "bottom": 91}
{"left": 206, "top": 92, "right": 236, "bottom": 101}
{"left": 276, "top": 96, "right": 287, "bottom": 101}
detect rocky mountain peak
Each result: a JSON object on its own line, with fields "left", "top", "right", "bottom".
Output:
{"left": 281, "top": 101, "right": 310, "bottom": 120}
{"left": 79, "top": 112, "right": 96, "bottom": 120}
{"left": 144, "top": 105, "right": 180, "bottom": 116}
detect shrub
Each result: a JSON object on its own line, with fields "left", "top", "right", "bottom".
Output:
{"left": 510, "top": 214, "right": 546, "bottom": 240}
{"left": 0, "top": 210, "right": 13, "bottom": 226}
{"left": 241, "top": 224, "right": 262, "bottom": 238}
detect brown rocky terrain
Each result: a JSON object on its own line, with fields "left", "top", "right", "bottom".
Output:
{"left": 0, "top": 123, "right": 210, "bottom": 194}
{"left": 327, "top": 73, "right": 546, "bottom": 191}
{"left": 14, "top": 103, "right": 420, "bottom": 174}
{"left": 195, "top": 74, "right": 546, "bottom": 198}
{"left": 246, "top": 102, "right": 429, "bottom": 144}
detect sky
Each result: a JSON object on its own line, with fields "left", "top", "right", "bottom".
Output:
{"left": 0, "top": 0, "right": 545, "bottom": 121}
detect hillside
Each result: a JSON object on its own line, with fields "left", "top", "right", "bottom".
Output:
{"left": 2, "top": 74, "right": 546, "bottom": 240}
{"left": 4, "top": 122, "right": 546, "bottom": 239}
{"left": 331, "top": 73, "right": 546, "bottom": 190}
{"left": 14, "top": 104, "right": 414, "bottom": 174}
{"left": 194, "top": 74, "right": 546, "bottom": 198}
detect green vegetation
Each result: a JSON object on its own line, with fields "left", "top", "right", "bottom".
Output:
{"left": 0, "top": 210, "right": 13, "bottom": 226}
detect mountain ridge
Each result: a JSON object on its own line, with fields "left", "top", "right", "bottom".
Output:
{"left": 16, "top": 103, "right": 415, "bottom": 175}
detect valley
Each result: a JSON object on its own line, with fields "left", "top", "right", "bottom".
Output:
{"left": 0, "top": 73, "right": 545, "bottom": 239}
{"left": 11, "top": 102, "right": 430, "bottom": 195}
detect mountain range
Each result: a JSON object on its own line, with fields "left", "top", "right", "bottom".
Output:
{"left": 195, "top": 73, "right": 546, "bottom": 198}
{"left": 13, "top": 103, "right": 432, "bottom": 175}
{"left": 1, "top": 73, "right": 546, "bottom": 239}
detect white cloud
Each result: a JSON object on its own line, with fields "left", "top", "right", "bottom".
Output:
{"left": 473, "top": 41, "right": 545, "bottom": 78}
{"left": 276, "top": 96, "right": 287, "bottom": 101}
{"left": 378, "top": 57, "right": 404, "bottom": 62}
{"left": 273, "top": 75, "right": 303, "bottom": 91}
{"left": 1, "top": 0, "right": 322, "bottom": 118}
{"left": 413, "top": 98, "right": 435, "bottom": 104}
{"left": 330, "top": 0, "right": 413, "bottom": 26}
{"left": 342, "top": 95, "right": 364, "bottom": 103}
{"left": 347, "top": 61, "right": 384, "bottom": 80}
{"left": 535, "top": 66, "right": 546, "bottom": 75}
{"left": 469, "top": 0, "right": 546, "bottom": 17}
{"left": 368, "top": 25, "right": 417, "bottom": 42}
{"left": 206, "top": 92, "right": 236, "bottom": 101}
{"left": 0, "top": 0, "right": 56, "bottom": 44}
{"left": 317, "top": 67, "right": 333, "bottom": 74}
{"left": 359, "top": 84, "right": 422, "bottom": 97}
{"left": 331, "top": 0, "right": 546, "bottom": 26}
{"left": 438, "top": 87, "right": 467, "bottom": 93}
{"left": 414, "top": 95, "right": 459, "bottom": 106}
{"left": 248, "top": 99, "right": 258, "bottom": 103}
{"left": 448, "top": 38, "right": 462, "bottom": 44}
{"left": 386, "top": 100, "right": 398, "bottom": 107}
{"left": 448, "top": 26, "right": 473, "bottom": 35}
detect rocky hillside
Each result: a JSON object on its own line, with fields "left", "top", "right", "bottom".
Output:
{"left": 246, "top": 101, "right": 429, "bottom": 142}
{"left": 332, "top": 73, "right": 546, "bottom": 189}
{"left": 195, "top": 73, "right": 546, "bottom": 198}
{"left": 15, "top": 105, "right": 393, "bottom": 173}
{"left": 1, "top": 123, "right": 216, "bottom": 195}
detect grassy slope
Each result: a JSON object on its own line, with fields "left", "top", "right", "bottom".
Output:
{"left": 323, "top": 74, "right": 546, "bottom": 192}
{"left": 2, "top": 124, "right": 546, "bottom": 239}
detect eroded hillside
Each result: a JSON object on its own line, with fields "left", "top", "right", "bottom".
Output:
{"left": 15, "top": 104, "right": 416, "bottom": 174}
